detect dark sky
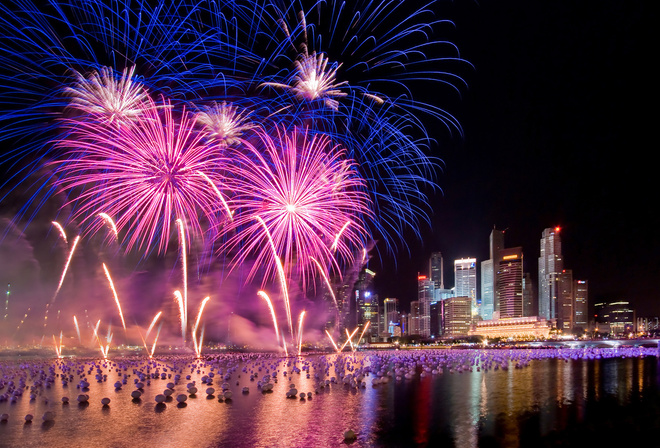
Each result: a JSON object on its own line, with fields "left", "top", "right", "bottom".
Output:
{"left": 373, "top": 1, "right": 658, "bottom": 316}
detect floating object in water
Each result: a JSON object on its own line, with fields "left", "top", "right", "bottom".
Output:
{"left": 101, "top": 397, "right": 111, "bottom": 406}
{"left": 42, "top": 411, "right": 55, "bottom": 422}
{"left": 344, "top": 429, "right": 356, "bottom": 440}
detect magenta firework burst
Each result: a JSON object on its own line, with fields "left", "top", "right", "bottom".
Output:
{"left": 55, "top": 96, "right": 232, "bottom": 254}
{"left": 220, "top": 127, "right": 372, "bottom": 289}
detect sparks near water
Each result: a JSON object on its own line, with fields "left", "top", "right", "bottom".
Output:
{"left": 102, "top": 264, "right": 126, "bottom": 331}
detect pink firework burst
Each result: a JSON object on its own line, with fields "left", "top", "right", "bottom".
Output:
{"left": 221, "top": 127, "right": 372, "bottom": 289}
{"left": 55, "top": 96, "right": 232, "bottom": 254}
{"left": 65, "top": 66, "right": 150, "bottom": 125}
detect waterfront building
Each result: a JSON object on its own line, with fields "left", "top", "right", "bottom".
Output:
{"left": 594, "top": 301, "right": 636, "bottom": 336}
{"left": 574, "top": 280, "right": 588, "bottom": 329}
{"left": 418, "top": 275, "right": 434, "bottom": 337}
{"left": 430, "top": 301, "right": 443, "bottom": 338}
{"left": 429, "top": 252, "right": 445, "bottom": 289}
{"left": 353, "top": 268, "right": 378, "bottom": 341}
{"left": 408, "top": 301, "right": 421, "bottom": 335}
{"left": 442, "top": 296, "right": 472, "bottom": 337}
{"left": 468, "top": 316, "right": 552, "bottom": 339}
{"left": 637, "top": 317, "right": 660, "bottom": 335}
{"left": 379, "top": 298, "right": 400, "bottom": 339}
{"left": 497, "top": 247, "right": 524, "bottom": 319}
{"left": 454, "top": 258, "right": 478, "bottom": 317}
{"left": 522, "top": 272, "right": 535, "bottom": 317}
{"left": 480, "top": 229, "right": 504, "bottom": 320}
{"left": 538, "top": 227, "right": 563, "bottom": 319}
{"left": 556, "top": 270, "right": 574, "bottom": 332}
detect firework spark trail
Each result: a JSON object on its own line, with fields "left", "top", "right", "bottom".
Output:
{"left": 53, "top": 334, "right": 62, "bottom": 358}
{"left": 325, "top": 329, "right": 340, "bottom": 353}
{"left": 98, "top": 213, "right": 119, "bottom": 241}
{"left": 91, "top": 319, "right": 101, "bottom": 346}
{"left": 51, "top": 235, "right": 80, "bottom": 304}
{"left": 256, "top": 216, "right": 293, "bottom": 342}
{"left": 310, "top": 257, "right": 339, "bottom": 310}
{"left": 330, "top": 221, "right": 351, "bottom": 252}
{"left": 175, "top": 219, "right": 188, "bottom": 341}
{"left": 191, "top": 296, "right": 210, "bottom": 357}
{"left": 51, "top": 221, "right": 67, "bottom": 243}
{"left": 173, "top": 290, "right": 186, "bottom": 343}
{"left": 340, "top": 327, "right": 359, "bottom": 352}
{"left": 356, "top": 321, "right": 370, "bottom": 347}
{"left": 73, "top": 315, "right": 81, "bottom": 345}
{"left": 145, "top": 311, "right": 162, "bottom": 340}
{"left": 102, "top": 263, "right": 126, "bottom": 330}
{"left": 257, "top": 290, "right": 281, "bottom": 347}
{"left": 150, "top": 322, "right": 163, "bottom": 358}
{"left": 296, "top": 310, "right": 305, "bottom": 356}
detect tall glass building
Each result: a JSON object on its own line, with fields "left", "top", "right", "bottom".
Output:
{"left": 538, "top": 227, "right": 563, "bottom": 319}
{"left": 454, "top": 258, "right": 477, "bottom": 316}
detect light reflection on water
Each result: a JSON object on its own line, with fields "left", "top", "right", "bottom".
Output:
{"left": 0, "top": 350, "right": 658, "bottom": 448}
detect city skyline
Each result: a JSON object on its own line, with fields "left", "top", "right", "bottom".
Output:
{"left": 373, "top": 1, "right": 656, "bottom": 316}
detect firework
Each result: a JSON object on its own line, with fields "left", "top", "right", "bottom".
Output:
{"left": 257, "top": 290, "right": 285, "bottom": 355}
{"left": 98, "top": 213, "right": 119, "bottom": 241}
{"left": 220, "top": 127, "right": 371, "bottom": 290}
{"left": 195, "top": 101, "right": 257, "bottom": 146}
{"left": 296, "top": 310, "right": 305, "bottom": 356}
{"left": 51, "top": 222, "right": 68, "bottom": 244}
{"left": 176, "top": 219, "right": 188, "bottom": 341}
{"left": 55, "top": 96, "right": 232, "bottom": 255}
{"left": 73, "top": 315, "right": 81, "bottom": 345}
{"left": 65, "top": 66, "right": 150, "bottom": 125}
{"left": 191, "top": 297, "right": 210, "bottom": 358}
{"left": 101, "top": 263, "right": 126, "bottom": 331}
{"left": 173, "top": 290, "right": 186, "bottom": 343}
{"left": 325, "top": 329, "right": 340, "bottom": 353}
{"left": 262, "top": 52, "right": 347, "bottom": 110}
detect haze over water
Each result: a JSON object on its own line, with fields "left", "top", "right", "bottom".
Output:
{"left": 1, "top": 349, "right": 658, "bottom": 447}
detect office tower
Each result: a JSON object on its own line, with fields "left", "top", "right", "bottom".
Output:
{"left": 522, "top": 273, "right": 535, "bottom": 317}
{"left": 408, "top": 301, "right": 421, "bottom": 335}
{"left": 430, "top": 301, "right": 443, "bottom": 338}
{"left": 379, "top": 298, "right": 400, "bottom": 338}
{"left": 574, "top": 280, "right": 588, "bottom": 329}
{"left": 555, "top": 269, "right": 573, "bottom": 331}
{"left": 418, "top": 275, "right": 434, "bottom": 337}
{"left": 538, "top": 227, "right": 563, "bottom": 319}
{"left": 497, "top": 247, "right": 524, "bottom": 318}
{"left": 429, "top": 252, "right": 444, "bottom": 289}
{"left": 480, "top": 229, "right": 505, "bottom": 320}
{"left": 454, "top": 258, "right": 477, "bottom": 316}
{"left": 442, "top": 296, "right": 472, "bottom": 337}
{"left": 357, "top": 291, "right": 379, "bottom": 342}
{"left": 350, "top": 268, "right": 376, "bottom": 333}
{"left": 594, "top": 301, "right": 635, "bottom": 336}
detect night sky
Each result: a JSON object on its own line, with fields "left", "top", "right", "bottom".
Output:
{"left": 373, "top": 1, "right": 658, "bottom": 316}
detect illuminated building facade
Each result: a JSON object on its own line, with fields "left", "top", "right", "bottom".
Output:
{"left": 454, "top": 258, "right": 477, "bottom": 316}
{"left": 408, "top": 301, "right": 421, "bottom": 335}
{"left": 481, "top": 229, "right": 504, "bottom": 320}
{"left": 538, "top": 227, "right": 563, "bottom": 319}
{"left": 429, "top": 252, "right": 444, "bottom": 289}
{"left": 379, "top": 298, "right": 400, "bottom": 339}
{"left": 418, "top": 275, "right": 434, "bottom": 337}
{"left": 497, "top": 247, "right": 523, "bottom": 318}
{"left": 574, "top": 280, "right": 588, "bottom": 329}
{"left": 468, "top": 316, "right": 552, "bottom": 339}
{"left": 442, "top": 296, "right": 472, "bottom": 337}
{"left": 594, "top": 300, "right": 635, "bottom": 336}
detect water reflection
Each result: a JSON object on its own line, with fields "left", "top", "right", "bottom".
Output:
{"left": 0, "top": 351, "right": 658, "bottom": 447}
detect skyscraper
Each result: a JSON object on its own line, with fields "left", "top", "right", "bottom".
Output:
{"left": 538, "top": 227, "right": 563, "bottom": 319}
{"left": 522, "top": 272, "right": 536, "bottom": 317}
{"left": 418, "top": 275, "right": 434, "bottom": 337}
{"left": 379, "top": 298, "right": 400, "bottom": 338}
{"left": 497, "top": 247, "right": 524, "bottom": 318}
{"left": 454, "top": 258, "right": 477, "bottom": 316}
{"left": 480, "top": 229, "right": 504, "bottom": 320}
{"left": 574, "top": 280, "right": 588, "bottom": 329}
{"left": 556, "top": 269, "right": 574, "bottom": 331}
{"left": 429, "top": 252, "right": 444, "bottom": 289}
